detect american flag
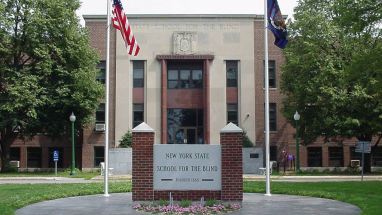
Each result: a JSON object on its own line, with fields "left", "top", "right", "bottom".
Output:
{"left": 112, "top": 0, "right": 140, "bottom": 56}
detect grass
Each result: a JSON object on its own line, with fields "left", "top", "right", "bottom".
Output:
{"left": 0, "top": 181, "right": 131, "bottom": 215}
{"left": 0, "top": 181, "right": 381, "bottom": 215}
{"left": 244, "top": 181, "right": 382, "bottom": 215}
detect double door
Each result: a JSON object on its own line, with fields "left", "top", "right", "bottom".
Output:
{"left": 175, "top": 127, "right": 197, "bottom": 144}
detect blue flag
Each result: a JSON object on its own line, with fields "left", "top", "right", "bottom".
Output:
{"left": 267, "top": 0, "right": 288, "bottom": 49}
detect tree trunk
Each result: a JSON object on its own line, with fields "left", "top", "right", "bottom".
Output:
{"left": 0, "top": 139, "right": 11, "bottom": 172}
{"left": 0, "top": 129, "right": 17, "bottom": 172}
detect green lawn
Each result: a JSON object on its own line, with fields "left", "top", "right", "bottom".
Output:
{"left": 0, "top": 182, "right": 131, "bottom": 215}
{"left": 0, "top": 181, "right": 381, "bottom": 215}
{"left": 244, "top": 181, "right": 382, "bottom": 215}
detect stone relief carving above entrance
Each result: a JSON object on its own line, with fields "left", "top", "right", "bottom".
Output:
{"left": 173, "top": 32, "right": 197, "bottom": 55}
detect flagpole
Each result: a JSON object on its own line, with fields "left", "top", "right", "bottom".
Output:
{"left": 104, "top": 0, "right": 111, "bottom": 197}
{"left": 264, "top": 0, "right": 271, "bottom": 196}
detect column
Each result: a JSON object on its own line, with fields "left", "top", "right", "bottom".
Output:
{"left": 160, "top": 59, "right": 167, "bottom": 144}
{"left": 204, "top": 59, "right": 210, "bottom": 144}
{"left": 220, "top": 123, "right": 243, "bottom": 201}
{"left": 322, "top": 145, "right": 329, "bottom": 167}
{"left": 343, "top": 145, "right": 351, "bottom": 167}
{"left": 20, "top": 146, "right": 27, "bottom": 169}
{"left": 132, "top": 122, "right": 154, "bottom": 201}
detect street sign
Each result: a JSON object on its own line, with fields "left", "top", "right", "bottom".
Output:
{"left": 355, "top": 141, "right": 371, "bottom": 182}
{"left": 355, "top": 141, "right": 371, "bottom": 153}
{"left": 53, "top": 150, "right": 59, "bottom": 161}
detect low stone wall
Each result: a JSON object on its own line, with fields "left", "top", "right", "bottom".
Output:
{"left": 242, "top": 147, "right": 264, "bottom": 174}
{"left": 109, "top": 148, "right": 132, "bottom": 174}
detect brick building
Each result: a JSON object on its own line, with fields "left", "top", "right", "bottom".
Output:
{"left": 6, "top": 13, "right": 382, "bottom": 172}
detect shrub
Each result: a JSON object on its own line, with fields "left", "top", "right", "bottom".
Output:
{"left": 119, "top": 131, "right": 132, "bottom": 148}
{"left": 179, "top": 199, "right": 192, "bottom": 208}
{"left": 205, "top": 199, "right": 217, "bottom": 207}
{"left": 242, "top": 132, "right": 253, "bottom": 148}
{"left": 158, "top": 199, "right": 169, "bottom": 206}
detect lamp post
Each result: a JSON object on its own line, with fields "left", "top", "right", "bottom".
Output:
{"left": 69, "top": 112, "right": 76, "bottom": 175}
{"left": 294, "top": 111, "right": 300, "bottom": 172}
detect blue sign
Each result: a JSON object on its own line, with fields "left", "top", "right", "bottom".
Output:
{"left": 355, "top": 141, "right": 371, "bottom": 153}
{"left": 53, "top": 150, "right": 59, "bottom": 162}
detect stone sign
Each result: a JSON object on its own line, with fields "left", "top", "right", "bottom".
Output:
{"left": 154, "top": 144, "right": 221, "bottom": 190}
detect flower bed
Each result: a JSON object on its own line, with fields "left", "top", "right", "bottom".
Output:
{"left": 133, "top": 202, "right": 241, "bottom": 214}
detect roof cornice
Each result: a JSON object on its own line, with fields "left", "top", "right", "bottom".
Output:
{"left": 83, "top": 14, "right": 265, "bottom": 20}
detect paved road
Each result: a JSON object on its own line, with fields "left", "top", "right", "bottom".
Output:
{"left": 1, "top": 175, "right": 381, "bottom": 184}
{"left": 16, "top": 193, "right": 361, "bottom": 215}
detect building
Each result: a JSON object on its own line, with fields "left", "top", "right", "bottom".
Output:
{"left": 6, "top": 13, "right": 382, "bottom": 172}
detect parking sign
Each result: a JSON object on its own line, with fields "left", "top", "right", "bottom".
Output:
{"left": 355, "top": 141, "right": 371, "bottom": 153}
{"left": 53, "top": 150, "right": 59, "bottom": 162}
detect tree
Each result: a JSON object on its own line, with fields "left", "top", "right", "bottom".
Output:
{"left": 281, "top": 0, "right": 382, "bottom": 148}
{"left": 0, "top": 0, "right": 103, "bottom": 171}
{"left": 119, "top": 131, "right": 132, "bottom": 148}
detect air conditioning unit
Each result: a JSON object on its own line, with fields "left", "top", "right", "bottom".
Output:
{"left": 350, "top": 160, "right": 360, "bottom": 168}
{"left": 9, "top": 160, "right": 20, "bottom": 168}
{"left": 95, "top": 123, "right": 106, "bottom": 132}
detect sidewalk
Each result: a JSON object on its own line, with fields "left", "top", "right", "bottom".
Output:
{"left": 0, "top": 177, "right": 90, "bottom": 184}
{"left": 91, "top": 174, "right": 382, "bottom": 182}
{"left": 1, "top": 174, "right": 382, "bottom": 184}
{"left": 243, "top": 174, "right": 382, "bottom": 182}
{"left": 16, "top": 193, "right": 361, "bottom": 215}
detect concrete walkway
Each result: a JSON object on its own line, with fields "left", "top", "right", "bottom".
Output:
{"left": 1, "top": 175, "right": 382, "bottom": 184}
{"left": 0, "top": 177, "right": 91, "bottom": 184}
{"left": 16, "top": 193, "right": 361, "bottom": 215}
{"left": 243, "top": 175, "right": 382, "bottom": 182}
{"left": 90, "top": 174, "right": 382, "bottom": 182}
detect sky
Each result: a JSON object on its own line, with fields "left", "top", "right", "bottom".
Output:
{"left": 76, "top": 0, "right": 299, "bottom": 25}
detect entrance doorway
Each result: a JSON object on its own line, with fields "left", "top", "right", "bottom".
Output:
{"left": 175, "top": 127, "right": 197, "bottom": 144}
{"left": 167, "top": 109, "right": 203, "bottom": 144}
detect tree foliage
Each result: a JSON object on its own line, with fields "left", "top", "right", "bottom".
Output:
{"left": 281, "top": 0, "right": 382, "bottom": 144}
{"left": 119, "top": 131, "right": 132, "bottom": 148}
{"left": 0, "top": 0, "right": 103, "bottom": 171}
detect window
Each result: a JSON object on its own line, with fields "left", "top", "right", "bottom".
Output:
{"left": 96, "top": 61, "right": 106, "bottom": 84}
{"left": 308, "top": 147, "right": 322, "bottom": 167}
{"left": 96, "top": 103, "right": 105, "bottom": 123}
{"left": 133, "top": 61, "right": 144, "bottom": 88}
{"left": 264, "top": 60, "right": 276, "bottom": 88}
{"left": 269, "top": 103, "right": 277, "bottom": 131}
{"left": 94, "top": 146, "right": 104, "bottom": 167}
{"left": 227, "top": 104, "right": 238, "bottom": 125}
{"left": 167, "top": 62, "right": 203, "bottom": 89}
{"left": 270, "top": 146, "right": 278, "bottom": 162}
{"left": 329, "top": 147, "right": 344, "bottom": 167}
{"left": 350, "top": 147, "right": 362, "bottom": 162}
{"left": 372, "top": 147, "right": 382, "bottom": 167}
{"left": 10, "top": 147, "right": 20, "bottom": 161}
{"left": 27, "top": 147, "right": 42, "bottom": 168}
{"left": 133, "top": 103, "right": 144, "bottom": 127}
{"left": 226, "top": 61, "right": 238, "bottom": 87}
{"left": 168, "top": 69, "right": 203, "bottom": 89}
{"left": 48, "top": 148, "right": 63, "bottom": 168}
